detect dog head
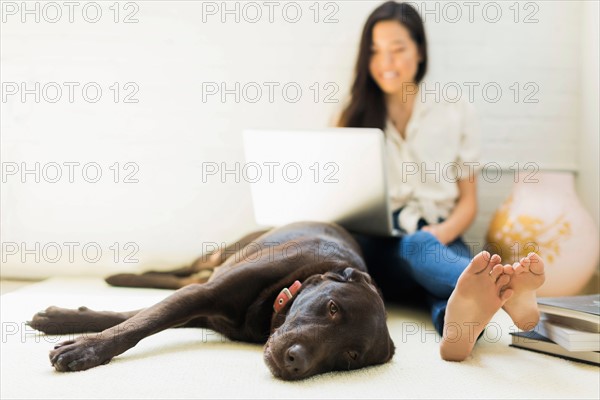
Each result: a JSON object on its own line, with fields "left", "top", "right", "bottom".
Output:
{"left": 264, "top": 267, "right": 395, "bottom": 380}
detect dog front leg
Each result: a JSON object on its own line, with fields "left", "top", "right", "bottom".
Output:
{"left": 28, "top": 306, "right": 141, "bottom": 334}
{"left": 49, "top": 283, "right": 220, "bottom": 372}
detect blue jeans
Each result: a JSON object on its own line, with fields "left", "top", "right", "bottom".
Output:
{"left": 350, "top": 210, "right": 473, "bottom": 336}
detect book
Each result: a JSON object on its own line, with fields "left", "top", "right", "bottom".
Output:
{"left": 510, "top": 330, "right": 600, "bottom": 366}
{"left": 535, "top": 319, "right": 600, "bottom": 352}
{"left": 537, "top": 294, "right": 600, "bottom": 333}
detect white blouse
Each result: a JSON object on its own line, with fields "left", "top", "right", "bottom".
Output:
{"left": 384, "top": 95, "right": 481, "bottom": 234}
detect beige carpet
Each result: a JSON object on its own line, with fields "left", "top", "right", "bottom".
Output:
{"left": 1, "top": 278, "right": 598, "bottom": 399}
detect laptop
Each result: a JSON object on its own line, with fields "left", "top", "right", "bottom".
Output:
{"left": 242, "top": 128, "right": 401, "bottom": 237}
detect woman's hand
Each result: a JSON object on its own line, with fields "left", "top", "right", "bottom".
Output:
{"left": 421, "top": 223, "right": 453, "bottom": 245}
{"left": 422, "top": 177, "right": 479, "bottom": 246}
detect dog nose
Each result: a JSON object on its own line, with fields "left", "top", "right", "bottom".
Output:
{"left": 284, "top": 344, "right": 309, "bottom": 376}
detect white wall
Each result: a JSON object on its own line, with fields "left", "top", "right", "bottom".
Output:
{"left": 1, "top": 1, "right": 596, "bottom": 278}
{"left": 576, "top": 0, "right": 600, "bottom": 283}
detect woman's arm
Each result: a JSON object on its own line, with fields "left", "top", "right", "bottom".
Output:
{"left": 422, "top": 177, "right": 478, "bottom": 245}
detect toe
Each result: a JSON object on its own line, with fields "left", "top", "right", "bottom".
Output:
{"left": 53, "top": 340, "right": 74, "bottom": 350}
{"left": 67, "top": 359, "right": 86, "bottom": 371}
{"left": 513, "top": 262, "right": 525, "bottom": 274}
{"left": 502, "top": 264, "right": 514, "bottom": 275}
{"left": 490, "top": 264, "right": 504, "bottom": 281}
{"left": 489, "top": 254, "right": 501, "bottom": 265}
{"left": 527, "top": 252, "right": 545, "bottom": 275}
{"left": 500, "top": 288, "right": 514, "bottom": 302}
{"left": 470, "top": 251, "right": 492, "bottom": 274}
{"left": 496, "top": 274, "right": 511, "bottom": 290}
{"left": 50, "top": 350, "right": 60, "bottom": 365}
{"left": 53, "top": 353, "right": 74, "bottom": 372}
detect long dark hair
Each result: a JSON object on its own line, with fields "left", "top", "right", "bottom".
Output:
{"left": 337, "top": 1, "right": 428, "bottom": 130}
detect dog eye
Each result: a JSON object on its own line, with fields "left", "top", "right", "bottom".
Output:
{"left": 346, "top": 351, "right": 358, "bottom": 361}
{"left": 328, "top": 300, "right": 338, "bottom": 316}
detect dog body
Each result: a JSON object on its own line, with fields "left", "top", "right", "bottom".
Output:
{"left": 29, "top": 221, "right": 395, "bottom": 380}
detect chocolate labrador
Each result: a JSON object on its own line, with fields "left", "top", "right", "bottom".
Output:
{"left": 28, "top": 221, "right": 395, "bottom": 380}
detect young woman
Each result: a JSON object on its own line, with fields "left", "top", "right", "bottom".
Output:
{"left": 337, "top": 1, "right": 545, "bottom": 360}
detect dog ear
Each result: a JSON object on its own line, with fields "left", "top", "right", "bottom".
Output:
{"left": 386, "top": 334, "right": 396, "bottom": 361}
{"left": 341, "top": 267, "right": 372, "bottom": 284}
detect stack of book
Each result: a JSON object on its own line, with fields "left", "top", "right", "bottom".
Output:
{"left": 509, "top": 294, "right": 600, "bottom": 366}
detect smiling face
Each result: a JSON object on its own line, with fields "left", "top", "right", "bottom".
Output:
{"left": 263, "top": 268, "right": 395, "bottom": 380}
{"left": 369, "top": 20, "right": 422, "bottom": 95}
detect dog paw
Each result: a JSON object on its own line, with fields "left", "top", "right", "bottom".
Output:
{"left": 50, "top": 336, "right": 113, "bottom": 372}
{"left": 105, "top": 273, "right": 159, "bottom": 288}
{"left": 28, "top": 306, "right": 102, "bottom": 334}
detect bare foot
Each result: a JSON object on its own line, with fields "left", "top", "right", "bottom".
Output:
{"left": 440, "top": 251, "right": 513, "bottom": 361}
{"left": 501, "top": 252, "right": 546, "bottom": 331}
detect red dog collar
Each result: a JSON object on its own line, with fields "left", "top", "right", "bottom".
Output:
{"left": 273, "top": 280, "right": 302, "bottom": 313}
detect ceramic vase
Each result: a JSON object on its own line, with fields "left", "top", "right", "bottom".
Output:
{"left": 486, "top": 171, "right": 599, "bottom": 296}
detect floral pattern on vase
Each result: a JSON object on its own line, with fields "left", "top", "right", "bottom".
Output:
{"left": 486, "top": 171, "right": 599, "bottom": 296}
